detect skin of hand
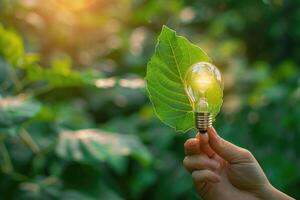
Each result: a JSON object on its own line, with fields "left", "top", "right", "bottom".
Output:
{"left": 183, "top": 127, "right": 295, "bottom": 200}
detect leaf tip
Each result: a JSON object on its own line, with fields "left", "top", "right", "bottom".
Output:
{"left": 161, "top": 25, "right": 175, "bottom": 34}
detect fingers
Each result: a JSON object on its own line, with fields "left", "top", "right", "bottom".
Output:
{"left": 192, "top": 170, "right": 220, "bottom": 184}
{"left": 196, "top": 133, "right": 215, "bottom": 158}
{"left": 183, "top": 154, "right": 220, "bottom": 173}
{"left": 207, "top": 127, "right": 254, "bottom": 163}
{"left": 184, "top": 138, "right": 201, "bottom": 155}
{"left": 183, "top": 134, "right": 221, "bottom": 189}
{"left": 184, "top": 133, "right": 216, "bottom": 157}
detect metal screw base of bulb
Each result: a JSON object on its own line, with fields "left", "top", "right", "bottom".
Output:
{"left": 195, "top": 112, "right": 212, "bottom": 134}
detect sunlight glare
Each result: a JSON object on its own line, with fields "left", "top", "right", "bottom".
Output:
{"left": 52, "top": 0, "right": 94, "bottom": 11}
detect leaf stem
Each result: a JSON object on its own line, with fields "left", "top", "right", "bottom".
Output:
{"left": 20, "top": 128, "right": 40, "bottom": 154}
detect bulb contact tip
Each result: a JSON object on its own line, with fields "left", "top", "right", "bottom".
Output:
{"left": 195, "top": 112, "right": 212, "bottom": 134}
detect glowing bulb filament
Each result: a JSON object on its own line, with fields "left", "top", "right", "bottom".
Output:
{"left": 195, "top": 74, "right": 212, "bottom": 93}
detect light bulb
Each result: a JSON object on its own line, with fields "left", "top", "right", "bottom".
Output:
{"left": 184, "top": 62, "right": 223, "bottom": 133}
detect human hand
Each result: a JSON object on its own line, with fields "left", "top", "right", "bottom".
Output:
{"left": 183, "top": 127, "right": 294, "bottom": 200}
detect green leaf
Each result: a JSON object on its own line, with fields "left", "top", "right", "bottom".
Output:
{"left": 26, "top": 64, "right": 100, "bottom": 88}
{"left": 0, "top": 24, "right": 25, "bottom": 68}
{"left": 0, "top": 96, "right": 41, "bottom": 135}
{"left": 56, "top": 129, "right": 152, "bottom": 167}
{"left": 14, "top": 176, "right": 61, "bottom": 200}
{"left": 146, "top": 25, "right": 212, "bottom": 132}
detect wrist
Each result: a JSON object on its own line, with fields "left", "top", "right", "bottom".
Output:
{"left": 260, "top": 184, "right": 294, "bottom": 200}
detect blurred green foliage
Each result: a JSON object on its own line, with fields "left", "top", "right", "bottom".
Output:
{"left": 0, "top": 0, "right": 299, "bottom": 199}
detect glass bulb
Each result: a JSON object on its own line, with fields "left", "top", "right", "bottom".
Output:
{"left": 185, "top": 62, "right": 223, "bottom": 113}
{"left": 184, "top": 62, "right": 223, "bottom": 133}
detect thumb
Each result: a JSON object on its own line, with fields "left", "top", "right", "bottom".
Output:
{"left": 207, "top": 127, "right": 253, "bottom": 163}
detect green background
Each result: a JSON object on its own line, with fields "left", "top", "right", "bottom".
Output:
{"left": 0, "top": 0, "right": 299, "bottom": 199}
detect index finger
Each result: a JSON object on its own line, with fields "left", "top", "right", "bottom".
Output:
{"left": 184, "top": 138, "right": 201, "bottom": 155}
{"left": 197, "top": 133, "right": 215, "bottom": 158}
